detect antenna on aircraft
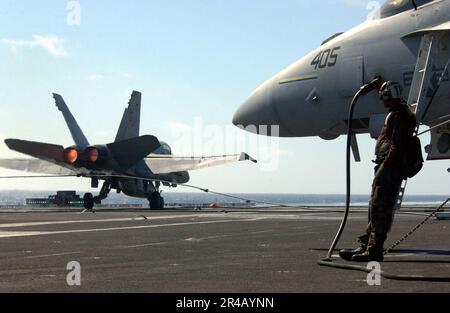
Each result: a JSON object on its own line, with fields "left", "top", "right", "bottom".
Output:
{"left": 411, "top": 0, "right": 418, "bottom": 10}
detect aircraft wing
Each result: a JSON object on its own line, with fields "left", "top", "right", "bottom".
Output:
{"left": 144, "top": 152, "right": 257, "bottom": 174}
{"left": 2, "top": 139, "right": 94, "bottom": 175}
{"left": 0, "top": 158, "right": 77, "bottom": 175}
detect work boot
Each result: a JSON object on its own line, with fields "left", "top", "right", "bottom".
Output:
{"left": 351, "top": 245, "right": 384, "bottom": 262}
{"left": 339, "top": 235, "right": 369, "bottom": 261}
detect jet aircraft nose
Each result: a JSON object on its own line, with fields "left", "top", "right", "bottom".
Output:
{"left": 232, "top": 78, "right": 279, "bottom": 134}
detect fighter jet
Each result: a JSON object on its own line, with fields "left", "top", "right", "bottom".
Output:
{"left": 233, "top": 0, "right": 450, "bottom": 162}
{"left": 0, "top": 91, "right": 256, "bottom": 210}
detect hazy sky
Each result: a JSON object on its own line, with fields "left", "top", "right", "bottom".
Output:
{"left": 0, "top": 0, "right": 448, "bottom": 195}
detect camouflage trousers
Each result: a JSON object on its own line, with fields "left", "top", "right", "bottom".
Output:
{"left": 365, "top": 163, "right": 403, "bottom": 248}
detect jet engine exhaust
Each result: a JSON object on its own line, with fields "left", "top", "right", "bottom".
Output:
{"left": 84, "top": 147, "right": 99, "bottom": 163}
{"left": 62, "top": 147, "right": 78, "bottom": 164}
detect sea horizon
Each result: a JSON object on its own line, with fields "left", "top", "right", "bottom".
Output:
{"left": 0, "top": 190, "right": 448, "bottom": 207}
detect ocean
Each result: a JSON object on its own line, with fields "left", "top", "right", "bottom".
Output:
{"left": 0, "top": 190, "right": 448, "bottom": 207}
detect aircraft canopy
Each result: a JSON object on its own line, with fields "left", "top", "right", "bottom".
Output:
{"left": 379, "top": 0, "right": 435, "bottom": 18}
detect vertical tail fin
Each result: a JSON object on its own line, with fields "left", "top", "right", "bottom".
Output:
{"left": 53, "top": 93, "right": 90, "bottom": 148}
{"left": 115, "top": 90, "right": 141, "bottom": 142}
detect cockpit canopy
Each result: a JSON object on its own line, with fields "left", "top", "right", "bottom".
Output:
{"left": 379, "top": 0, "right": 435, "bottom": 18}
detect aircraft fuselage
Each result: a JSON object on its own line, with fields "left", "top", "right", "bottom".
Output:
{"left": 233, "top": 0, "right": 450, "bottom": 140}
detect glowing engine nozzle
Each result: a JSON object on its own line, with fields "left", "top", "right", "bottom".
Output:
{"left": 63, "top": 148, "right": 78, "bottom": 164}
{"left": 85, "top": 147, "right": 99, "bottom": 163}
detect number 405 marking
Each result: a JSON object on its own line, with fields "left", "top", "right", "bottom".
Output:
{"left": 311, "top": 47, "right": 341, "bottom": 70}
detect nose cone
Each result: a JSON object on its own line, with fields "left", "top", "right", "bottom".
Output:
{"left": 232, "top": 78, "right": 279, "bottom": 134}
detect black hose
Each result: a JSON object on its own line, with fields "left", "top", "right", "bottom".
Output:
{"left": 324, "top": 91, "right": 363, "bottom": 260}
{"left": 318, "top": 260, "right": 450, "bottom": 282}
{"left": 323, "top": 77, "right": 382, "bottom": 260}
{"left": 319, "top": 77, "right": 450, "bottom": 282}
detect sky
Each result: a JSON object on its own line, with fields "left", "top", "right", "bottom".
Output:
{"left": 0, "top": 0, "right": 448, "bottom": 195}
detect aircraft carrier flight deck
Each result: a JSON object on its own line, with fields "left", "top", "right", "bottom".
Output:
{"left": 0, "top": 206, "right": 449, "bottom": 293}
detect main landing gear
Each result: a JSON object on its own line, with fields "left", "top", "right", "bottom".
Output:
{"left": 83, "top": 180, "right": 112, "bottom": 211}
{"left": 148, "top": 181, "right": 165, "bottom": 210}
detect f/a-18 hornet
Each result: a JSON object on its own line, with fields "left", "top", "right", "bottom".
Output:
{"left": 233, "top": 0, "right": 450, "bottom": 165}
{"left": 0, "top": 91, "right": 256, "bottom": 210}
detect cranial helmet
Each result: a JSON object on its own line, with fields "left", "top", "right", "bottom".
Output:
{"left": 379, "top": 81, "right": 403, "bottom": 101}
